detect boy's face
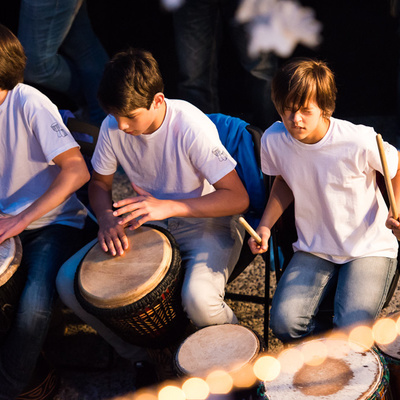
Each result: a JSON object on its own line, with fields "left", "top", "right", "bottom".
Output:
{"left": 113, "top": 94, "right": 165, "bottom": 136}
{"left": 280, "top": 100, "right": 330, "bottom": 144}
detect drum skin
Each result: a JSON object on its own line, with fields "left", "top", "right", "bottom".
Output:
{"left": 74, "top": 224, "right": 188, "bottom": 348}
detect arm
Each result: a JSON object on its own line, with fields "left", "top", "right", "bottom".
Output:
{"left": 88, "top": 170, "right": 130, "bottom": 256}
{"left": 99, "top": 169, "right": 249, "bottom": 256}
{"left": 0, "top": 147, "right": 90, "bottom": 243}
{"left": 386, "top": 150, "right": 400, "bottom": 240}
{"left": 113, "top": 169, "right": 249, "bottom": 224}
{"left": 248, "top": 175, "right": 294, "bottom": 254}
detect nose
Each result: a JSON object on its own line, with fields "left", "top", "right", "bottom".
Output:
{"left": 116, "top": 117, "right": 130, "bottom": 131}
{"left": 291, "top": 111, "right": 302, "bottom": 124}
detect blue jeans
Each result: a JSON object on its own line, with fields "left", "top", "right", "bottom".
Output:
{"left": 270, "top": 251, "right": 397, "bottom": 343}
{"left": 18, "top": 0, "right": 109, "bottom": 126}
{"left": 56, "top": 216, "right": 244, "bottom": 360}
{"left": 0, "top": 221, "right": 96, "bottom": 399}
{"left": 173, "top": 0, "right": 277, "bottom": 129}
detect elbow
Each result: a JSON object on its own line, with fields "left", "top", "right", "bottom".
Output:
{"left": 237, "top": 190, "right": 250, "bottom": 214}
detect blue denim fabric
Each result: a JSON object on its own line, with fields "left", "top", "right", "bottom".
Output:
{"left": 18, "top": 0, "right": 109, "bottom": 126}
{"left": 0, "top": 222, "right": 95, "bottom": 399}
{"left": 173, "top": 0, "right": 277, "bottom": 129}
{"left": 56, "top": 216, "right": 244, "bottom": 360}
{"left": 270, "top": 251, "right": 397, "bottom": 343}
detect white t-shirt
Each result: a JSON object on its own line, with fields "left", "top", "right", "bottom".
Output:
{"left": 261, "top": 117, "right": 399, "bottom": 262}
{"left": 0, "top": 83, "right": 87, "bottom": 229}
{"left": 92, "top": 99, "right": 236, "bottom": 200}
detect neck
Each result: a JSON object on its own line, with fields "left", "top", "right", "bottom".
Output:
{"left": 0, "top": 90, "right": 8, "bottom": 105}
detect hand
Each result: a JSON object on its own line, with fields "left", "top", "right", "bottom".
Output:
{"left": 248, "top": 226, "right": 271, "bottom": 254}
{"left": 386, "top": 215, "right": 400, "bottom": 241}
{"left": 0, "top": 214, "right": 27, "bottom": 244}
{"left": 112, "top": 182, "right": 173, "bottom": 229}
{"left": 97, "top": 210, "right": 129, "bottom": 256}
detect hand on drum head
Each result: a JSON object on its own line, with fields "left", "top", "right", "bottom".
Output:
{"left": 0, "top": 214, "right": 27, "bottom": 245}
{"left": 97, "top": 210, "right": 130, "bottom": 256}
{"left": 386, "top": 214, "right": 400, "bottom": 241}
{"left": 113, "top": 182, "right": 174, "bottom": 230}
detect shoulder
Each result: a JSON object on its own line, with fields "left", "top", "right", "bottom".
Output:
{"left": 261, "top": 121, "right": 287, "bottom": 144}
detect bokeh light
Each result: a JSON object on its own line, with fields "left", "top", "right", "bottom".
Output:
{"left": 132, "top": 389, "right": 158, "bottom": 400}
{"left": 301, "top": 340, "right": 327, "bottom": 366}
{"left": 253, "top": 355, "right": 280, "bottom": 381}
{"left": 277, "top": 347, "right": 304, "bottom": 374}
{"left": 373, "top": 318, "right": 397, "bottom": 345}
{"left": 182, "top": 377, "right": 209, "bottom": 400}
{"left": 206, "top": 370, "right": 233, "bottom": 394}
{"left": 230, "top": 363, "right": 257, "bottom": 388}
{"left": 348, "top": 325, "right": 374, "bottom": 351}
{"left": 158, "top": 385, "right": 186, "bottom": 400}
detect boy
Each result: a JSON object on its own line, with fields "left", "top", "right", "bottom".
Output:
{"left": 0, "top": 24, "right": 95, "bottom": 398}
{"left": 249, "top": 58, "right": 400, "bottom": 343}
{"left": 56, "top": 48, "right": 249, "bottom": 359}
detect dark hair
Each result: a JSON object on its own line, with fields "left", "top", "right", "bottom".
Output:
{"left": 97, "top": 48, "right": 164, "bottom": 116}
{"left": 272, "top": 58, "right": 337, "bottom": 119}
{"left": 0, "top": 24, "right": 26, "bottom": 90}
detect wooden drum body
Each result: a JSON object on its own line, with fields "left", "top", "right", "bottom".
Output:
{"left": 0, "top": 235, "right": 24, "bottom": 340}
{"left": 263, "top": 338, "right": 389, "bottom": 400}
{"left": 74, "top": 224, "right": 188, "bottom": 348}
{"left": 376, "top": 311, "right": 400, "bottom": 399}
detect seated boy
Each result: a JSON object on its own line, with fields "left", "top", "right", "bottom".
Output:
{"left": 56, "top": 48, "right": 249, "bottom": 362}
{"left": 0, "top": 24, "right": 96, "bottom": 398}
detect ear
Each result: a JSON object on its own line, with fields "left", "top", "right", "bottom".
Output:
{"left": 153, "top": 92, "right": 165, "bottom": 109}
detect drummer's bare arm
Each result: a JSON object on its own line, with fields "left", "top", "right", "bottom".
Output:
{"left": 112, "top": 170, "right": 249, "bottom": 230}
{"left": 88, "top": 171, "right": 130, "bottom": 256}
{"left": 248, "top": 175, "right": 294, "bottom": 255}
{"left": 386, "top": 151, "right": 400, "bottom": 240}
{"left": 0, "top": 147, "right": 89, "bottom": 244}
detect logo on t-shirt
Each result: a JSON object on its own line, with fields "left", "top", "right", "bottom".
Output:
{"left": 212, "top": 147, "right": 228, "bottom": 162}
{"left": 51, "top": 123, "right": 68, "bottom": 138}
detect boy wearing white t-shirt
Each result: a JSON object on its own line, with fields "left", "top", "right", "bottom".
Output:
{"left": 0, "top": 24, "right": 96, "bottom": 398}
{"left": 56, "top": 48, "right": 249, "bottom": 364}
{"left": 249, "top": 57, "right": 400, "bottom": 343}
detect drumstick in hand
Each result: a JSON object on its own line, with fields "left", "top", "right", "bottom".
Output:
{"left": 376, "top": 134, "right": 398, "bottom": 220}
{"left": 239, "top": 216, "right": 262, "bottom": 245}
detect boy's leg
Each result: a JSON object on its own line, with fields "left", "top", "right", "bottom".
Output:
{"left": 56, "top": 240, "right": 147, "bottom": 363}
{"left": 169, "top": 216, "right": 244, "bottom": 328}
{"left": 334, "top": 256, "right": 397, "bottom": 329}
{"left": 0, "top": 224, "right": 85, "bottom": 398}
{"left": 270, "top": 251, "right": 337, "bottom": 343}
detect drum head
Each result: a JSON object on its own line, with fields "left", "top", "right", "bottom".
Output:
{"left": 175, "top": 324, "right": 260, "bottom": 377}
{"left": 265, "top": 338, "right": 385, "bottom": 399}
{"left": 0, "top": 236, "right": 22, "bottom": 286}
{"left": 78, "top": 226, "right": 172, "bottom": 308}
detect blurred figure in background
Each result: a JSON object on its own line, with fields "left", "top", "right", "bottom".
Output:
{"left": 172, "top": 0, "right": 278, "bottom": 130}
{"left": 18, "top": 0, "right": 109, "bottom": 126}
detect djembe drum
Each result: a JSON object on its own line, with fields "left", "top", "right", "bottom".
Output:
{"left": 0, "top": 235, "right": 24, "bottom": 340}
{"left": 375, "top": 311, "right": 400, "bottom": 399}
{"left": 262, "top": 337, "right": 390, "bottom": 400}
{"left": 74, "top": 224, "right": 188, "bottom": 348}
{"left": 175, "top": 324, "right": 262, "bottom": 399}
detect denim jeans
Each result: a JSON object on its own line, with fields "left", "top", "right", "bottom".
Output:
{"left": 173, "top": 0, "right": 278, "bottom": 129}
{"left": 18, "top": 0, "right": 109, "bottom": 126}
{"left": 0, "top": 221, "right": 96, "bottom": 399}
{"left": 270, "top": 251, "right": 397, "bottom": 343}
{"left": 56, "top": 216, "right": 244, "bottom": 361}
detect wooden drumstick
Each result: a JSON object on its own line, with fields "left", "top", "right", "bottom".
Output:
{"left": 376, "top": 134, "right": 398, "bottom": 220}
{"left": 239, "top": 216, "right": 262, "bottom": 245}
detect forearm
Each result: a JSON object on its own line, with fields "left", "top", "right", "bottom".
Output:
{"left": 258, "top": 176, "right": 294, "bottom": 230}
{"left": 88, "top": 179, "right": 114, "bottom": 221}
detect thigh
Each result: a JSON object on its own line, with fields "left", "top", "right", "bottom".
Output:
{"left": 171, "top": 216, "right": 243, "bottom": 282}
{"left": 335, "top": 256, "right": 397, "bottom": 327}
{"left": 271, "top": 252, "right": 337, "bottom": 318}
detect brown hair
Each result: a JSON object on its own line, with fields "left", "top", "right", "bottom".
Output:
{"left": 271, "top": 58, "right": 337, "bottom": 119}
{"left": 97, "top": 48, "right": 164, "bottom": 116}
{"left": 0, "top": 24, "right": 26, "bottom": 90}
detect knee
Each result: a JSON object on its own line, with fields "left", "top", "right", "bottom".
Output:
{"left": 270, "top": 304, "right": 312, "bottom": 343}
